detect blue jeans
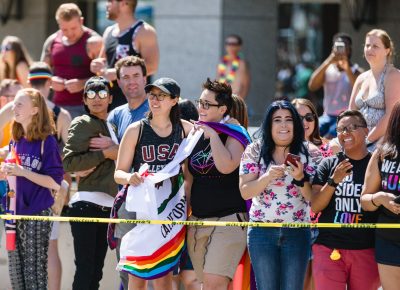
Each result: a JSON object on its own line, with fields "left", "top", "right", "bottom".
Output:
{"left": 319, "top": 114, "right": 337, "bottom": 137}
{"left": 248, "top": 227, "right": 311, "bottom": 290}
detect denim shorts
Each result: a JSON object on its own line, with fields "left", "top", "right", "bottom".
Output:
{"left": 375, "top": 235, "right": 400, "bottom": 266}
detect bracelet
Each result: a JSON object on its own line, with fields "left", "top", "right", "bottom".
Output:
{"left": 371, "top": 194, "right": 379, "bottom": 207}
{"left": 292, "top": 178, "right": 304, "bottom": 187}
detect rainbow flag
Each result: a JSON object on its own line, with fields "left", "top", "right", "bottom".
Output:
{"left": 196, "top": 121, "right": 251, "bottom": 148}
{"left": 118, "top": 130, "right": 202, "bottom": 280}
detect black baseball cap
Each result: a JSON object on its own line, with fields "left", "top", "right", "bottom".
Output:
{"left": 145, "top": 77, "right": 180, "bottom": 98}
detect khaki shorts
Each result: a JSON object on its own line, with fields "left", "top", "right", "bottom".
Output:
{"left": 187, "top": 212, "right": 248, "bottom": 281}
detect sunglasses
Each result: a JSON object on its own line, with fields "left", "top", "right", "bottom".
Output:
{"left": 195, "top": 99, "right": 222, "bottom": 110}
{"left": 85, "top": 90, "right": 109, "bottom": 99}
{"left": 299, "top": 113, "right": 315, "bottom": 122}
{"left": 225, "top": 41, "right": 240, "bottom": 46}
{"left": 336, "top": 124, "right": 367, "bottom": 134}
{"left": 1, "top": 44, "right": 12, "bottom": 52}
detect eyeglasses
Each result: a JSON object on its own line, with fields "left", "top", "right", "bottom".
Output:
{"left": 195, "top": 99, "right": 222, "bottom": 110}
{"left": 336, "top": 124, "right": 367, "bottom": 134}
{"left": 148, "top": 92, "right": 170, "bottom": 101}
{"left": 299, "top": 113, "right": 315, "bottom": 122}
{"left": 85, "top": 90, "right": 109, "bottom": 99}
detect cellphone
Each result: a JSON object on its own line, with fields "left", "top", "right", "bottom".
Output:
{"left": 336, "top": 152, "right": 352, "bottom": 173}
{"left": 334, "top": 41, "right": 346, "bottom": 54}
{"left": 284, "top": 153, "right": 301, "bottom": 167}
{"left": 394, "top": 196, "right": 400, "bottom": 204}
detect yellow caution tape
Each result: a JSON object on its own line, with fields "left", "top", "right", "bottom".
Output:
{"left": 1, "top": 214, "right": 400, "bottom": 228}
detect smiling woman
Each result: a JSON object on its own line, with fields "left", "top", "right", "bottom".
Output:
{"left": 239, "top": 100, "right": 315, "bottom": 290}
{"left": 62, "top": 76, "right": 119, "bottom": 290}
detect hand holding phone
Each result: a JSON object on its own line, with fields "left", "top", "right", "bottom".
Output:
{"left": 336, "top": 152, "right": 352, "bottom": 173}
{"left": 285, "top": 153, "right": 301, "bottom": 167}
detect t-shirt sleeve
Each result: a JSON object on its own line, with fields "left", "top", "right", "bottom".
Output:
{"left": 239, "top": 141, "right": 262, "bottom": 175}
{"left": 312, "top": 157, "right": 335, "bottom": 186}
{"left": 41, "top": 136, "right": 64, "bottom": 185}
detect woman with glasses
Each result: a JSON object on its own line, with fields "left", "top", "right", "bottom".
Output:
{"left": 0, "top": 36, "right": 32, "bottom": 87}
{"left": 311, "top": 110, "right": 379, "bottom": 290}
{"left": 349, "top": 29, "right": 400, "bottom": 149}
{"left": 114, "top": 77, "right": 192, "bottom": 290}
{"left": 63, "top": 76, "right": 119, "bottom": 290}
{"left": 361, "top": 102, "right": 400, "bottom": 290}
{"left": 186, "top": 79, "right": 248, "bottom": 290}
{"left": 239, "top": 100, "right": 313, "bottom": 290}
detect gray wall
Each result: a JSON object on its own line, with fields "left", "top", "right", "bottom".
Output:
{"left": 222, "top": 0, "right": 277, "bottom": 125}
{"left": 153, "top": 0, "right": 223, "bottom": 101}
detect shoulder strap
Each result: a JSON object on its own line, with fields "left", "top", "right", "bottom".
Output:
{"left": 132, "top": 120, "right": 144, "bottom": 167}
{"left": 40, "top": 140, "right": 44, "bottom": 157}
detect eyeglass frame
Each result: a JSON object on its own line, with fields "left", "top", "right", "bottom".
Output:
{"left": 148, "top": 92, "right": 171, "bottom": 102}
{"left": 85, "top": 90, "right": 109, "bottom": 99}
{"left": 299, "top": 113, "right": 316, "bottom": 122}
{"left": 336, "top": 124, "right": 367, "bottom": 134}
{"left": 1, "top": 44, "right": 12, "bottom": 52}
{"left": 195, "top": 99, "right": 223, "bottom": 110}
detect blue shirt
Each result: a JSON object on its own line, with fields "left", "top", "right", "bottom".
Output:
{"left": 107, "top": 100, "right": 149, "bottom": 141}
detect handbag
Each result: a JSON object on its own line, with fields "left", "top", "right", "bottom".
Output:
{"left": 40, "top": 140, "right": 69, "bottom": 216}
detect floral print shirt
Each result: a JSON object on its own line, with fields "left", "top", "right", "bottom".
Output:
{"left": 240, "top": 140, "right": 315, "bottom": 223}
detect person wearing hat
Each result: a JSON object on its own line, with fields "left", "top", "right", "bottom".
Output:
{"left": 63, "top": 76, "right": 119, "bottom": 290}
{"left": 114, "top": 77, "right": 192, "bottom": 290}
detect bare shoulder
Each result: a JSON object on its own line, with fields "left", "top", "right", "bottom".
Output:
{"left": 181, "top": 119, "right": 193, "bottom": 135}
{"left": 59, "top": 108, "right": 72, "bottom": 123}
{"left": 386, "top": 66, "right": 400, "bottom": 81}
{"left": 137, "top": 21, "right": 157, "bottom": 40}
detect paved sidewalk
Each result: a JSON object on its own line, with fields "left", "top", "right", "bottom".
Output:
{"left": 0, "top": 221, "right": 120, "bottom": 290}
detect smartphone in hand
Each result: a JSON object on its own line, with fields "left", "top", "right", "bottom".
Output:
{"left": 336, "top": 152, "right": 352, "bottom": 173}
{"left": 285, "top": 153, "right": 301, "bottom": 167}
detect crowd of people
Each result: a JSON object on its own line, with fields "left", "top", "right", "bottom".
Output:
{"left": 0, "top": 1, "right": 400, "bottom": 290}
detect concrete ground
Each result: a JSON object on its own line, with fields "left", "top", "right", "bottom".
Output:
{"left": 0, "top": 221, "right": 120, "bottom": 290}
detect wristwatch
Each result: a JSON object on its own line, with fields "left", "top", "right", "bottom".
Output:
{"left": 327, "top": 177, "right": 338, "bottom": 188}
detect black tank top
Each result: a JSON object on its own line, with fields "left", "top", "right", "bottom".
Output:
{"left": 52, "top": 105, "right": 64, "bottom": 153}
{"left": 132, "top": 118, "right": 183, "bottom": 173}
{"left": 188, "top": 135, "right": 246, "bottom": 218}
{"left": 105, "top": 21, "right": 143, "bottom": 110}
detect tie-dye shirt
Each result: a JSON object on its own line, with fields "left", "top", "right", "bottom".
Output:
{"left": 240, "top": 140, "right": 315, "bottom": 223}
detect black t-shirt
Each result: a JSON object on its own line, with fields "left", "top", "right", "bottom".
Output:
{"left": 188, "top": 134, "right": 246, "bottom": 218}
{"left": 104, "top": 21, "right": 143, "bottom": 110}
{"left": 376, "top": 156, "right": 400, "bottom": 242}
{"left": 313, "top": 153, "right": 378, "bottom": 249}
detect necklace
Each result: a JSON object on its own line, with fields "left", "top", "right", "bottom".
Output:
{"left": 217, "top": 55, "right": 240, "bottom": 84}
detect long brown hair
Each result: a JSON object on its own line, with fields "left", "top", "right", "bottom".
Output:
{"left": 12, "top": 88, "right": 55, "bottom": 141}
{"left": 291, "top": 98, "right": 322, "bottom": 146}
{"left": 1, "top": 36, "right": 33, "bottom": 80}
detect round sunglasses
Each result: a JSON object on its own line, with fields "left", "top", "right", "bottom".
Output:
{"left": 85, "top": 90, "right": 109, "bottom": 99}
{"left": 299, "top": 113, "right": 315, "bottom": 122}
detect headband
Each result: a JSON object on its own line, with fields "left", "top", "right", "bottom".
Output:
{"left": 28, "top": 72, "right": 52, "bottom": 81}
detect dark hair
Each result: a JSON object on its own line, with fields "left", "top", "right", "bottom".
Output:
{"left": 333, "top": 32, "right": 352, "bottom": 46}
{"left": 83, "top": 76, "right": 111, "bottom": 113}
{"left": 378, "top": 102, "right": 400, "bottom": 159}
{"left": 336, "top": 110, "right": 367, "bottom": 128}
{"left": 291, "top": 98, "right": 322, "bottom": 146}
{"left": 115, "top": 56, "right": 147, "bottom": 79}
{"left": 178, "top": 99, "right": 198, "bottom": 122}
{"left": 255, "top": 100, "right": 308, "bottom": 167}
{"left": 202, "top": 78, "right": 232, "bottom": 116}
{"left": 147, "top": 90, "right": 180, "bottom": 126}
{"left": 1, "top": 36, "right": 33, "bottom": 80}
{"left": 28, "top": 62, "right": 52, "bottom": 88}
{"left": 226, "top": 34, "right": 243, "bottom": 45}
{"left": 230, "top": 94, "right": 248, "bottom": 128}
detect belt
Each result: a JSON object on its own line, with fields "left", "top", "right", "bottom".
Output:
{"left": 73, "top": 201, "right": 111, "bottom": 212}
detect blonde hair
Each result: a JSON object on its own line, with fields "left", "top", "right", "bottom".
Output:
{"left": 366, "top": 29, "right": 395, "bottom": 63}
{"left": 12, "top": 88, "right": 55, "bottom": 141}
{"left": 55, "top": 3, "right": 82, "bottom": 22}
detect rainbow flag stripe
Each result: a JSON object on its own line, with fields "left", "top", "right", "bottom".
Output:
{"left": 117, "top": 226, "right": 186, "bottom": 279}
